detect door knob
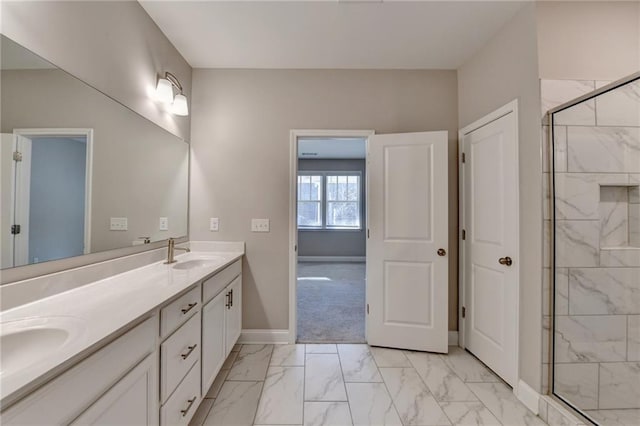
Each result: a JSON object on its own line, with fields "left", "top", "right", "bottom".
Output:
{"left": 437, "top": 248, "right": 446, "bottom": 257}
{"left": 499, "top": 257, "right": 513, "bottom": 266}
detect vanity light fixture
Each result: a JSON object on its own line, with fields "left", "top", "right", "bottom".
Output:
{"left": 155, "top": 71, "right": 189, "bottom": 116}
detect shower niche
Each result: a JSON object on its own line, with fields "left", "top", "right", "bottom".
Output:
{"left": 549, "top": 73, "right": 640, "bottom": 426}
{"left": 600, "top": 185, "right": 640, "bottom": 249}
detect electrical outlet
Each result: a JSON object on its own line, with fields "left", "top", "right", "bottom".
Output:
{"left": 159, "top": 217, "right": 169, "bottom": 231}
{"left": 110, "top": 217, "right": 128, "bottom": 231}
{"left": 251, "top": 218, "right": 270, "bottom": 232}
{"left": 210, "top": 217, "right": 219, "bottom": 231}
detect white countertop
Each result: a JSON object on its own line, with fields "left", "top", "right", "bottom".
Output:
{"left": 0, "top": 249, "right": 243, "bottom": 407}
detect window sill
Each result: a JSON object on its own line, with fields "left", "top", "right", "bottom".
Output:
{"left": 298, "top": 228, "right": 363, "bottom": 233}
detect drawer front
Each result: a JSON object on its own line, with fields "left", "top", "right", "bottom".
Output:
{"left": 160, "top": 285, "right": 201, "bottom": 338}
{"left": 160, "top": 312, "right": 201, "bottom": 403}
{"left": 202, "top": 260, "right": 241, "bottom": 304}
{"left": 161, "top": 362, "right": 200, "bottom": 426}
{"left": 2, "top": 316, "right": 157, "bottom": 425}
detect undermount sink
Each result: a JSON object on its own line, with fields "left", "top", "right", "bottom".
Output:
{"left": 172, "top": 256, "right": 223, "bottom": 270}
{"left": 0, "top": 317, "right": 84, "bottom": 378}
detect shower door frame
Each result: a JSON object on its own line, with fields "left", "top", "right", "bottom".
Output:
{"left": 547, "top": 71, "right": 640, "bottom": 425}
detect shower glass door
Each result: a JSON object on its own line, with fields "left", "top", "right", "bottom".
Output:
{"left": 550, "top": 74, "right": 640, "bottom": 425}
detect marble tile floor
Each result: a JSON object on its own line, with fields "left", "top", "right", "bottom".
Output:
{"left": 189, "top": 344, "right": 547, "bottom": 426}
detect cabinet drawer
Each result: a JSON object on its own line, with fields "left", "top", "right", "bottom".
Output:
{"left": 202, "top": 260, "right": 241, "bottom": 304}
{"left": 160, "top": 285, "right": 200, "bottom": 338}
{"left": 2, "top": 316, "right": 157, "bottom": 425}
{"left": 161, "top": 362, "right": 200, "bottom": 426}
{"left": 160, "top": 312, "right": 201, "bottom": 403}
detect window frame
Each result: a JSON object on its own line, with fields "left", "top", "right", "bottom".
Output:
{"left": 296, "top": 173, "right": 324, "bottom": 229}
{"left": 296, "top": 171, "right": 363, "bottom": 231}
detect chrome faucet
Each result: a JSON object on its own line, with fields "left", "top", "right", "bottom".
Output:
{"left": 165, "top": 238, "right": 190, "bottom": 264}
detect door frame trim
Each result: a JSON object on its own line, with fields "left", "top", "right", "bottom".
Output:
{"left": 288, "top": 129, "right": 375, "bottom": 344}
{"left": 457, "top": 99, "right": 520, "bottom": 384}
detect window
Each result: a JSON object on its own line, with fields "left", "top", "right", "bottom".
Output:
{"left": 297, "top": 175, "right": 323, "bottom": 228}
{"left": 297, "top": 173, "right": 361, "bottom": 230}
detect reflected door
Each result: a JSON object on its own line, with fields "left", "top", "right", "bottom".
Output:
{"left": 1, "top": 133, "right": 15, "bottom": 268}
{"left": 462, "top": 111, "right": 518, "bottom": 386}
{"left": 367, "top": 131, "right": 449, "bottom": 353}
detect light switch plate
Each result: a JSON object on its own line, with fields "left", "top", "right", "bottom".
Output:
{"left": 110, "top": 217, "right": 128, "bottom": 231}
{"left": 159, "top": 217, "right": 169, "bottom": 231}
{"left": 251, "top": 218, "right": 270, "bottom": 232}
{"left": 210, "top": 217, "right": 219, "bottom": 231}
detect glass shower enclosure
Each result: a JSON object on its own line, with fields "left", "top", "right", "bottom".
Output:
{"left": 549, "top": 73, "right": 640, "bottom": 425}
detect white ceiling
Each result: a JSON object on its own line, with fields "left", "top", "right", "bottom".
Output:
{"left": 298, "top": 138, "right": 366, "bottom": 159}
{"left": 140, "top": 1, "right": 527, "bottom": 70}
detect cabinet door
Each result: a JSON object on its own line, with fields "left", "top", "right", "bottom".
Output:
{"left": 201, "top": 290, "right": 226, "bottom": 395}
{"left": 225, "top": 276, "right": 242, "bottom": 355}
{"left": 72, "top": 353, "right": 158, "bottom": 425}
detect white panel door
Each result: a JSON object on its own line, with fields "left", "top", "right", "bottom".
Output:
{"left": 367, "top": 131, "right": 449, "bottom": 353}
{"left": 462, "top": 111, "right": 518, "bottom": 386}
{"left": 13, "top": 135, "right": 31, "bottom": 266}
{"left": 1, "top": 134, "right": 15, "bottom": 268}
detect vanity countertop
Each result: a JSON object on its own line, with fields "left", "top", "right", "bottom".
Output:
{"left": 0, "top": 249, "right": 244, "bottom": 407}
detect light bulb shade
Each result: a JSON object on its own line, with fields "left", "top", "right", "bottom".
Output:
{"left": 155, "top": 78, "right": 174, "bottom": 104}
{"left": 173, "top": 93, "right": 189, "bottom": 116}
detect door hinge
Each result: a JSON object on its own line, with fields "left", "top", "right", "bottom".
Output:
{"left": 294, "top": 245, "right": 297, "bottom": 252}
{"left": 462, "top": 229, "right": 466, "bottom": 240}
{"left": 13, "top": 151, "right": 22, "bottom": 162}
{"left": 462, "top": 306, "right": 466, "bottom": 318}
{"left": 367, "top": 304, "right": 369, "bottom": 314}
{"left": 461, "top": 152, "right": 466, "bottom": 163}
{"left": 11, "top": 224, "right": 21, "bottom": 235}
{"left": 367, "top": 229, "right": 370, "bottom": 239}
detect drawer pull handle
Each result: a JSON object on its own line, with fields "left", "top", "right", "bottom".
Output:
{"left": 181, "top": 302, "right": 198, "bottom": 314}
{"left": 181, "top": 397, "right": 197, "bottom": 417}
{"left": 230, "top": 289, "right": 233, "bottom": 307}
{"left": 181, "top": 344, "right": 198, "bottom": 360}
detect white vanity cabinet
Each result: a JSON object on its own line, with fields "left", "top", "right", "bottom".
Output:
{"left": 1, "top": 255, "right": 244, "bottom": 426}
{"left": 201, "top": 260, "right": 242, "bottom": 395}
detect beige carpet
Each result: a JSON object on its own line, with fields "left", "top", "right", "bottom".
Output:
{"left": 296, "top": 262, "right": 365, "bottom": 343}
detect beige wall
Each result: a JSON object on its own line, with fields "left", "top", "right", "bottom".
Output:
{"left": 190, "top": 69, "right": 459, "bottom": 331}
{"left": 536, "top": 1, "right": 640, "bottom": 81}
{"left": 458, "top": 4, "right": 542, "bottom": 391}
{"left": 1, "top": 1, "right": 192, "bottom": 141}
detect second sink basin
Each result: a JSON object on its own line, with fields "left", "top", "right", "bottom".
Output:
{"left": 172, "top": 255, "right": 224, "bottom": 270}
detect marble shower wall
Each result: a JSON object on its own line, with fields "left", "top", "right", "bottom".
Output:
{"left": 541, "top": 78, "right": 640, "bottom": 413}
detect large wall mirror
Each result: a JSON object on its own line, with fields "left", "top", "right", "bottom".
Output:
{"left": 1, "top": 35, "right": 189, "bottom": 275}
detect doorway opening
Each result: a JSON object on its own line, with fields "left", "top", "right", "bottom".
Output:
{"left": 1, "top": 129, "right": 93, "bottom": 269}
{"left": 289, "top": 130, "right": 373, "bottom": 344}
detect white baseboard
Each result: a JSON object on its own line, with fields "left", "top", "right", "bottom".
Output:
{"left": 298, "top": 256, "right": 365, "bottom": 263}
{"left": 514, "top": 379, "right": 540, "bottom": 415}
{"left": 239, "top": 329, "right": 290, "bottom": 344}
{"left": 448, "top": 331, "right": 459, "bottom": 346}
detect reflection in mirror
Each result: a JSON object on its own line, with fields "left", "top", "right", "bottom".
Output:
{"left": 1, "top": 35, "right": 189, "bottom": 270}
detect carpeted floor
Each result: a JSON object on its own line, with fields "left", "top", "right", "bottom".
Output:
{"left": 296, "top": 262, "right": 366, "bottom": 343}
